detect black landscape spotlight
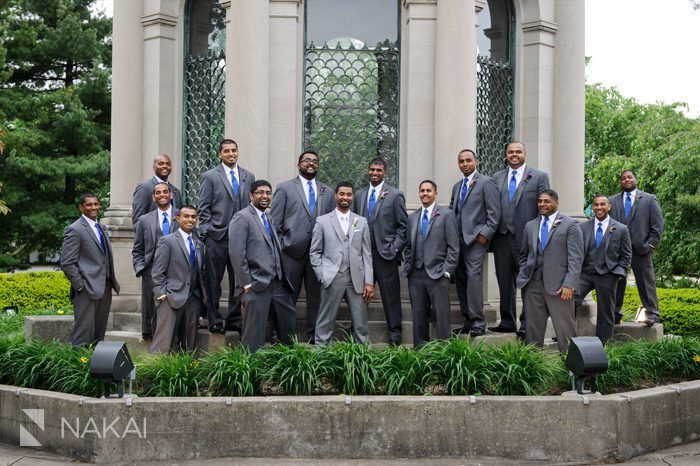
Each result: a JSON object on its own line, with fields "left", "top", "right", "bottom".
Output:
{"left": 565, "top": 336, "right": 608, "bottom": 394}
{"left": 89, "top": 341, "right": 135, "bottom": 398}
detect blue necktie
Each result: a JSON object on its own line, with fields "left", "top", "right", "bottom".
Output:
{"left": 368, "top": 188, "right": 376, "bottom": 217}
{"left": 162, "top": 211, "right": 169, "bottom": 235}
{"left": 595, "top": 222, "right": 603, "bottom": 248}
{"left": 230, "top": 170, "right": 239, "bottom": 197}
{"left": 307, "top": 180, "right": 316, "bottom": 214}
{"left": 261, "top": 212, "right": 272, "bottom": 238}
{"left": 460, "top": 177, "right": 469, "bottom": 204}
{"left": 421, "top": 209, "right": 429, "bottom": 238}
{"left": 624, "top": 192, "right": 632, "bottom": 218}
{"left": 187, "top": 236, "right": 196, "bottom": 268}
{"left": 508, "top": 170, "right": 517, "bottom": 202}
{"left": 540, "top": 216, "right": 549, "bottom": 252}
{"left": 95, "top": 223, "right": 106, "bottom": 252}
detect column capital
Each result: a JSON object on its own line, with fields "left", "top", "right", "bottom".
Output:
{"left": 522, "top": 19, "right": 558, "bottom": 34}
{"left": 403, "top": 0, "right": 437, "bottom": 7}
{"left": 140, "top": 13, "right": 178, "bottom": 28}
{"left": 219, "top": 0, "right": 231, "bottom": 9}
{"left": 475, "top": 0, "right": 486, "bottom": 13}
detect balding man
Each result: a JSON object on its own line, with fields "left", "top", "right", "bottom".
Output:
{"left": 132, "top": 154, "right": 183, "bottom": 225}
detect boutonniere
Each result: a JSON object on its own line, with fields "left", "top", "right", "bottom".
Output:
{"left": 609, "top": 226, "right": 617, "bottom": 233}
{"left": 551, "top": 219, "right": 562, "bottom": 230}
{"left": 524, "top": 171, "right": 533, "bottom": 182}
{"left": 352, "top": 217, "right": 358, "bottom": 228}
{"left": 379, "top": 190, "right": 389, "bottom": 200}
{"left": 636, "top": 194, "right": 642, "bottom": 201}
{"left": 319, "top": 186, "right": 326, "bottom": 195}
{"left": 429, "top": 211, "right": 440, "bottom": 223}
{"left": 468, "top": 178, "right": 477, "bottom": 189}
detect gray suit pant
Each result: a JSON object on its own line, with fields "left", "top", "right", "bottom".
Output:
{"left": 524, "top": 276, "right": 577, "bottom": 353}
{"left": 407, "top": 268, "right": 451, "bottom": 347}
{"left": 315, "top": 270, "right": 369, "bottom": 346}
{"left": 149, "top": 294, "right": 199, "bottom": 354}
{"left": 281, "top": 252, "right": 320, "bottom": 341}
{"left": 204, "top": 236, "right": 241, "bottom": 329}
{"left": 139, "top": 264, "right": 157, "bottom": 338}
{"left": 614, "top": 252, "right": 660, "bottom": 321}
{"left": 492, "top": 232, "right": 527, "bottom": 331}
{"left": 241, "top": 278, "right": 296, "bottom": 352}
{"left": 455, "top": 241, "right": 487, "bottom": 331}
{"left": 70, "top": 286, "right": 112, "bottom": 347}
{"left": 372, "top": 251, "right": 402, "bottom": 342}
{"left": 576, "top": 272, "right": 620, "bottom": 344}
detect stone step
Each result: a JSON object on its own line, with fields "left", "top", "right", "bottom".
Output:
{"left": 104, "top": 330, "right": 151, "bottom": 353}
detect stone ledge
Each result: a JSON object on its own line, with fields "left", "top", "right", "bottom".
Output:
{"left": 24, "top": 316, "right": 73, "bottom": 344}
{"left": 613, "top": 322, "right": 664, "bottom": 342}
{"left": 1, "top": 381, "right": 698, "bottom": 463}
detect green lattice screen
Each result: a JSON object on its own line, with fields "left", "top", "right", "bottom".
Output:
{"left": 182, "top": 50, "right": 226, "bottom": 204}
{"left": 476, "top": 55, "right": 514, "bottom": 176}
{"left": 303, "top": 39, "right": 400, "bottom": 189}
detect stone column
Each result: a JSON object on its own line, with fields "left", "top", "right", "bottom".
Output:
{"left": 400, "top": 0, "right": 437, "bottom": 208}
{"left": 104, "top": 0, "right": 146, "bottom": 311}
{"left": 268, "top": 0, "right": 303, "bottom": 186}
{"left": 552, "top": 0, "right": 585, "bottom": 218}
{"left": 141, "top": 1, "right": 181, "bottom": 184}
{"left": 518, "top": 1, "right": 557, "bottom": 173}
{"left": 434, "top": 0, "right": 476, "bottom": 206}
{"left": 222, "top": 0, "right": 270, "bottom": 179}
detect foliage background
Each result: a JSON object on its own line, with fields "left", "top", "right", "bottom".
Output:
{"left": 0, "top": 0, "right": 112, "bottom": 270}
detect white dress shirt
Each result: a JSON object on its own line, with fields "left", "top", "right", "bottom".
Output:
{"left": 299, "top": 175, "right": 317, "bottom": 206}
{"left": 335, "top": 208, "right": 350, "bottom": 235}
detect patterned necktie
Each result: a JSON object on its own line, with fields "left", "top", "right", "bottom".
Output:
{"left": 421, "top": 209, "right": 430, "bottom": 238}
{"left": 508, "top": 170, "right": 517, "bottom": 202}
{"left": 540, "top": 216, "right": 549, "bottom": 252}
{"left": 460, "top": 177, "right": 469, "bottom": 204}
{"left": 187, "top": 235, "right": 196, "bottom": 268}
{"left": 230, "top": 169, "right": 239, "bottom": 197}
{"left": 308, "top": 180, "right": 316, "bottom": 214}
{"left": 95, "top": 223, "right": 106, "bottom": 252}
{"left": 368, "top": 188, "right": 377, "bottom": 217}
{"left": 261, "top": 212, "right": 272, "bottom": 238}
{"left": 162, "top": 211, "right": 169, "bottom": 235}
{"left": 624, "top": 192, "right": 632, "bottom": 218}
{"left": 595, "top": 222, "right": 603, "bottom": 248}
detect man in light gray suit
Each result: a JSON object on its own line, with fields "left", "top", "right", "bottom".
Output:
{"left": 60, "top": 192, "right": 120, "bottom": 347}
{"left": 490, "top": 141, "right": 550, "bottom": 336}
{"left": 269, "top": 150, "right": 336, "bottom": 342}
{"left": 310, "top": 181, "right": 374, "bottom": 346}
{"left": 609, "top": 170, "right": 664, "bottom": 326}
{"left": 403, "top": 180, "right": 459, "bottom": 347}
{"left": 575, "top": 195, "right": 632, "bottom": 343}
{"left": 198, "top": 139, "right": 255, "bottom": 334}
{"left": 449, "top": 149, "right": 501, "bottom": 336}
{"left": 132, "top": 182, "right": 179, "bottom": 341}
{"left": 131, "top": 154, "right": 182, "bottom": 225}
{"left": 229, "top": 180, "right": 296, "bottom": 352}
{"left": 150, "top": 205, "right": 207, "bottom": 354}
{"left": 517, "top": 190, "right": 584, "bottom": 353}
{"left": 353, "top": 158, "right": 408, "bottom": 345}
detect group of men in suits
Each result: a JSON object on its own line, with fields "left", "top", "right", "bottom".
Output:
{"left": 61, "top": 136, "right": 663, "bottom": 352}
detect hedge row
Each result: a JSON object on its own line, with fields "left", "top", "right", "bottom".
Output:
{"left": 620, "top": 286, "right": 700, "bottom": 337}
{"left": 0, "top": 271, "right": 71, "bottom": 311}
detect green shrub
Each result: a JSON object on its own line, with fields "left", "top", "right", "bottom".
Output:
{"left": 620, "top": 286, "right": 700, "bottom": 337}
{"left": 420, "top": 338, "right": 489, "bottom": 395}
{"left": 0, "top": 271, "right": 71, "bottom": 311}
{"left": 258, "top": 342, "right": 324, "bottom": 396}
{"left": 200, "top": 345, "right": 260, "bottom": 396}
{"left": 319, "top": 338, "right": 382, "bottom": 395}
{"left": 136, "top": 351, "right": 203, "bottom": 397}
{"left": 379, "top": 344, "right": 425, "bottom": 395}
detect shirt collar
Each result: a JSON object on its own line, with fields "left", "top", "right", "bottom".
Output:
{"left": 596, "top": 216, "right": 610, "bottom": 231}
{"left": 82, "top": 215, "right": 98, "bottom": 229}
{"left": 369, "top": 181, "right": 384, "bottom": 197}
{"left": 299, "top": 175, "right": 316, "bottom": 187}
{"left": 157, "top": 206, "right": 173, "bottom": 218}
{"left": 624, "top": 189, "right": 637, "bottom": 199}
{"left": 422, "top": 202, "right": 436, "bottom": 219}
{"left": 177, "top": 228, "right": 192, "bottom": 243}
{"left": 154, "top": 175, "right": 167, "bottom": 184}
{"left": 542, "top": 211, "right": 558, "bottom": 226}
{"left": 223, "top": 163, "right": 239, "bottom": 177}
{"left": 335, "top": 208, "right": 350, "bottom": 220}
{"left": 252, "top": 205, "right": 266, "bottom": 217}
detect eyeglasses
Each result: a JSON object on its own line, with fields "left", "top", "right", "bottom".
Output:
{"left": 300, "top": 158, "right": 319, "bottom": 165}
{"left": 252, "top": 190, "right": 272, "bottom": 196}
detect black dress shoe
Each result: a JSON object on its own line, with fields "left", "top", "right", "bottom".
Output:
{"left": 453, "top": 326, "right": 471, "bottom": 335}
{"left": 389, "top": 339, "right": 401, "bottom": 346}
{"left": 643, "top": 318, "right": 659, "bottom": 327}
{"left": 224, "top": 325, "right": 242, "bottom": 333}
{"left": 209, "top": 324, "right": 225, "bottom": 334}
{"left": 469, "top": 329, "right": 486, "bottom": 337}
{"left": 515, "top": 329, "right": 526, "bottom": 340}
{"left": 488, "top": 325, "right": 516, "bottom": 333}
{"left": 614, "top": 317, "right": 622, "bottom": 325}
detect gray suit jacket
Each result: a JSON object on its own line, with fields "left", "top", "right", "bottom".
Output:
{"left": 229, "top": 205, "right": 291, "bottom": 295}
{"left": 198, "top": 164, "right": 255, "bottom": 242}
{"left": 516, "top": 213, "right": 584, "bottom": 295}
{"left": 609, "top": 190, "right": 663, "bottom": 256}
{"left": 449, "top": 171, "right": 501, "bottom": 245}
{"left": 493, "top": 166, "right": 550, "bottom": 247}
{"left": 132, "top": 209, "right": 180, "bottom": 277}
{"left": 60, "top": 217, "right": 120, "bottom": 300}
{"left": 269, "top": 177, "right": 336, "bottom": 258}
{"left": 309, "top": 211, "right": 373, "bottom": 294}
{"left": 353, "top": 184, "right": 408, "bottom": 260}
{"left": 131, "top": 177, "right": 182, "bottom": 225}
{"left": 580, "top": 217, "right": 632, "bottom": 277}
{"left": 402, "top": 204, "right": 460, "bottom": 280}
{"left": 151, "top": 233, "right": 207, "bottom": 310}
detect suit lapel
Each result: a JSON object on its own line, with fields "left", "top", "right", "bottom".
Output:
{"left": 80, "top": 217, "right": 105, "bottom": 254}
{"left": 531, "top": 219, "right": 540, "bottom": 253}
{"left": 330, "top": 212, "right": 346, "bottom": 241}
{"left": 410, "top": 209, "right": 419, "bottom": 246}
{"left": 216, "top": 165, "right": 235, "bottom": 201}
{"left": 293, "top": 178, "right": 312, "bottom": 216}
{"left": 603, "top": 220, "right": 615, "bottom": 253}
{"left": 175, "top": 232, "right": 191, "bottom": 267}
{"left": 513, "top": 169, "right": 531, "bottom": 207}
{"left": 370, "top": 187, "right": 384, "bottom": 221}
{"left": 425, "top": 205, "right": 440, "bottom": 238}
{"left": 462, "top": 173, "right": 478, "bottom": 205}
{"left": 627, "top": 192, "right": 641, "bottom": 222}
{"left": 250, "top": 206, "right": 273, "bottom": 247}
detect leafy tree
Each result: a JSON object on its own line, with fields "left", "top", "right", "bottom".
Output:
{"left": 585, "top": 83, "right": 700, "bottom": 277}
{"left": 0, "top": 0, "right": 111, "bottom": 269}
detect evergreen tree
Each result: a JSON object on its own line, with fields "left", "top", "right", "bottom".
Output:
{"left": 0, "top": 0, "right": 111, "bottom": 269}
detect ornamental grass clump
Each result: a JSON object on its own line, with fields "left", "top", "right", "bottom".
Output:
{"left": 200, "top": 345, "right": 260, "bottom": 396}
{"left": 380, "top": 344, "right": 425, "bottom": 395}
{"left": 319, "top": 338, "right": 382, "bottom": 395}
{"left": 419, "top": 337, "right": 489, "bottom": 395}
{"left": 258, "top": 341, "right": 324, "bottom": 396}
{"left": 136, "top": 351, "right": 203, "bottom": 397}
